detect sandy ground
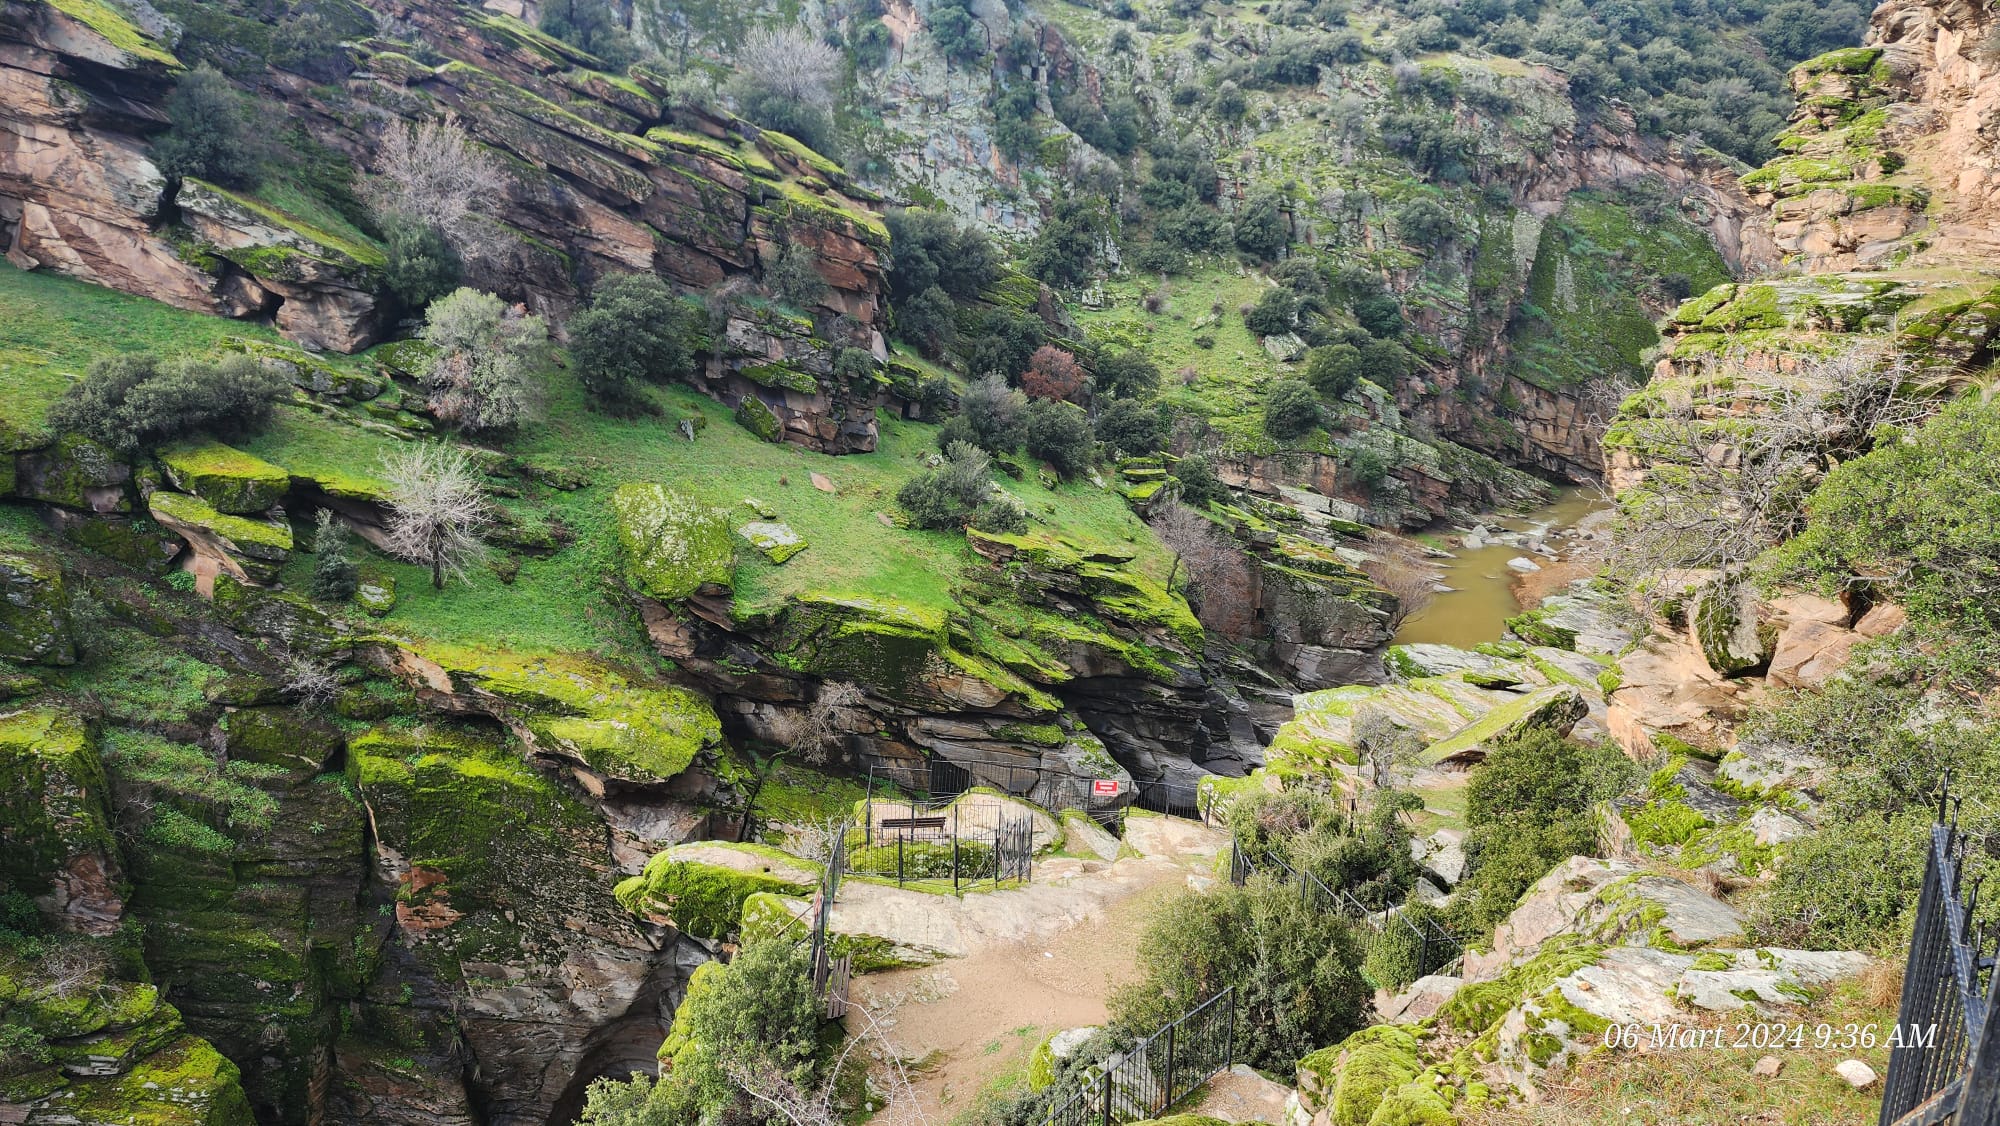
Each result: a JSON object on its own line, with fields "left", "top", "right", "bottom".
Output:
{"left": 850, "top": 815, "right": 1225, "bottom": 1124}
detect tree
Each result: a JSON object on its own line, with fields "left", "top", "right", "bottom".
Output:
{"left": 1357, "top": 337, "right": 1412, "bottom": 386}
{"left": 770, "top": 681, "right": 864, "bottom": 764}
{"left": 1023, "top": 399, "right": 1094, "bottom": 478}
{"left": 381, "top": 443, "right": 492, "bottom": 590}
{"left": 539, "top": 0, "right": 639, "bottom": 67}
{"left": 1455, "top": 730, "right": 1634, "bottom": 934}
{"left": 1392, "top": 197, "right": 1456, "bottom": 245}
{"left": 765, "top": 238, "right": 826, "bottom": 309}
{"left": 1243, "top": 288, "right": 1298, "bottom": 336}
{"left": 310, "top": 510, "right": 360, "bottom": 602}
{"left": 381, "top": 218, "right": 462, "bottom": 312}
{"left": 1263, "top": 379, "right": 1320, "bottom": 440}
{"left": 1352, "top": 291, "right": 1404, "bottom": 338}
{"left": 568, "top": 274, "right": 698, "bottom": 410}
{"left": 1095, "top": 399, "right": 1166, "bottom": 456}
{"left": 1021, "top": 345, "right": 1087, "bottom": 402}
{"left": 885, "top": 210, "right": 1001, "bottom": 305}
{"left": 1170, "top": 452, "right": 1228, "bottom": 507}
{"left": 898, "top": 440, "right": 999, "bottom": 529}
{"left": 929, "top": 0, "right": 987, "bottom": 62}
{"left": 1095, "top": 349, "right": 1161, "bottom": 400}
{"left": 368, "top": 115, "right": 507, "bottom": 256}
{"left": 1025, "top": 195, "right": 1102, "bottom": 289}
{"left": 1153, "top": 498, "right": 1240, "bottom": 602}
{"left": 957, "top": 372, "right": 1027, "bottom": 454}
{"left": 1305, "top": 343, "right": 1362, "bottom": 398}
{"left": 153, "top": 64, "right": 256, "bottom": 187}
{"left": 898, "top": 285, "right": 957, "bottom": 356}
{"left": 1233, "top": 191, "right": 1289, "bottom": 260}
{"left": 47, "top": 352, "right": 290, "bottom": 457}
{"left": 736, "top": 25, "right": 842, "bottom": 105}
{"left": 1352, "top": 704, "right": 1425, "bottom": 790}
{"left": 417, "top": 288, "right": 551, "bottom": 432}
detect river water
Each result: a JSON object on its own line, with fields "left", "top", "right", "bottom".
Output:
{"left": 1390, "top": 488, "right": 1611, "bottom": 649}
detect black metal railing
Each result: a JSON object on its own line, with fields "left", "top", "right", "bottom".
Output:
{"left": 862, "top": 753, "right": 1214, "bottom": 833}
{"left": 806, "top": 821, "right": 852, "bottom": 1018}
{"left": 1042, "top": 988, "right": 1236, "bottom": 1126}
{"left": 1880, "top": 793, "right": 2000, "bottom": 1126}
{"left": 1229, "top": 840, "right": 1461, "bottom": 980}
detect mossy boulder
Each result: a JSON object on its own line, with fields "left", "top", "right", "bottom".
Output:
{"left": 0, "top": 709, "right": 116, "bottom": 909}
{"left": 219, "top": 706, "right": 342, "bottom": 785}
{"left": 734, "top": 394, "right": 784, "bottom": 442}
{"left": 1689, "top": 578, "right": 1775, "bottom": 677}
{"left": 158, "top": 440, "right": 291, "bottom": 514}
{"left": 148, "top": 492, "right": 293, "bottom": 584}
{"left": 611, "top": 482, "right": 734, "bottom": 601}
{"left": 355, "top": 567, "right": 396, "bottom": 616}
{"left": 614, "top": 843, "right": 817, "bottom": 939}
{"left": 26, "top": 1031, "right": 254, "bottom": 1126}
{"left": 45, "top": 508, "right": 184, "bottom": 574}
{"left": 0, "top": 552, "right": 76, "bottom": 665}
{"left": 14, "top": 432, "right": 131, "bottom": 512}
{"left": 1504, "top": 605, "right": 1578, "bottom": 650}
{"left": 1298, "top": 1025, "right": 1426, "bottom": 1126}
{"left": 1422, "top": 686, "right": 1588, "bottom": 764}
{"left": 773, "top": 593, "right": 948, "bottom": 690}
{"left": 410, "top": 644, "right": 724, "bottom": 783}
{"left": 737, "top": 520, "right": 808, "bottom": 564}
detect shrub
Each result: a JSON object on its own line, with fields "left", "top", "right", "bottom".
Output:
{"left": 1023, "top": 399, "right": 1094, "bottom": 478}
{"left": 1233, "top": 191, "right": 1289, "bottom": 260}
{"left": 310, "top": 510, "right": 360, "bottom": 602}
{"left": 964, "top": 310, "right": 1047, "bottom": 387}
{"left": 568, "top": 273, "right": 699, "bottom": 410}
{"left": 1305, "top": 343, "right": 1362, "bottom": 398}
{"left": 48, "top": 352, "right": 290, "bottom": 456}
{"left": 849, "top": 839, "right": 997, "bottom": 878}
{"left": 1752, "top": 808, "right": 1932, "bottom": 951}
{"left": 765, "top": 238, "right": 826, "bottom": 309}
{"left": 1113, "top": 879, "right": 1367, "bottom": 1071}
{"left": 1095, "top": 349, "right": 1161, "bottom": 400}
{"left": 1243, "top": 288, "right": 1298, "bottom": 336}
{"left": 1353, "top": 292, "right": 1404, "bottom": 338}
{"left": 1096, "top": 399, "right": 1166, "bottom": 456}
{"left": 1263, "top": 379, "right": 1321, "bottom": 440}
{"left": 970, "top": 495, "right": 1028, "bottom": 534}
{"left": 959, "top": 373, "right": 1027, "bottom": 454}
{"left": 1171, "top": 453, "right": 1228, "bottom": 507}
{"left": 885, "top": 209, "right": 1001, "bottom": 304}
{"left": 1357, "top": 337, "right": 1413, "bottom": 386}
{"left": 538, "top": 0, "right": 638, "bottom": 67}
{"left": 418, "top": 288, "right": 552, "bottom": 431}
{"left": 897, "top": 440, "right": 997, "bottom": 529}
{"left": 1021, "top": 345, "right": 1087, "bottom": 402}
{"left": 1155, "top": 203, "right": 1233, "bottom": 255}
{"left": 1024, "top": 195, "right": 1103, "bottom": 288}
{"left": 898, "top": 285, "right": 958, "bottom": 356}
{"left": 1453, "top": 730, "right": 1635, "bottom": 936}
{"left": 153, "top": 64, "right": 256, "bottom": 187}
{"left": 382, "top": 218, "right": 462, "bottom": 313}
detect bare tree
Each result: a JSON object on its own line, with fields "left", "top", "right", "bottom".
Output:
{"left": 772, "top": 681, "right": 865, "bottom": 765}
{"left": 725, "top": 1001, "right": 929, "bottom": 1126}
{"left": 1352, "top": 704, "right": 1425, "bottom": 791}
{"left": 737, "top": 25, "right": 842, "bottom": 106}
{"left": 368, "top": 114, "right": 507, "bottom": 253}
{"left": 1606, "top": 344, "right": 1945, "bottom": 586}
{"left": 1361, "top": 538, "right": 1438, "bottom": 629}
{"left": 29, "top": 941, "right": 109, "bottom": 1002}
{"left": 382, "top": 443, "right": 492, "bottom": 589}
{"left": 280, "top": 652, "right": 341, "bottom": 711}
{"left": 1152, "top": 498, "right": 1241, "bottom": 602}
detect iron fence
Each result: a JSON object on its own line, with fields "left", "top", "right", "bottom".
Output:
{"left": 862, "top": 753, "right": 1214, "bottom": 833}
{"left": 1042, "top": 988, "right": 1236, "bottom": 1126}
{"left": 1880, "top": 793, "right": 2000, "bottom": 1126}
{"left": 806, "top": 821, "right": 852, "bottom": 1019}
{"left": 1229, "top": 840, "right": 1461, "bottom": 980}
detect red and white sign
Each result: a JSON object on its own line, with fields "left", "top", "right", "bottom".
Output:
{"left": 1091, "top": 779, "right": 1122, "bottom": 797}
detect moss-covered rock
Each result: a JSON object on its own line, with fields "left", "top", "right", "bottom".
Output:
{"left": 1690, "top": 577, "right": 1774, "bottom": 677}
{"left": 773, "top": 592, "right": 949, "bottom": 690}
{"left": 0, "top": 709, "right": 115, "bottom": 909}
{"left": 0, "top": 552, "right": 76, "bottom": 665}
{"left": 355, "top": 567, "right": 396, "bottom": 616}
{"left": 611, "top": 482, "right": 734, "bottom": 601}
{"left": 45, "top": 508, "right": 184, "bottom": 574}
{"left": 1422, "top": 686, "right": 1588, "bottom": 764}
{"left": 1298, "top": 1025, "right": 1427, "bottom": 1126}
{"left": 13, "top": 433, "right": 131, "bottom": 512}
{"left": 734, "top": 394, "right": 784, "bottom": 442}
{"left": 737, "top": 520, "right": 808, "bottom": 564}
{"left": 148, "top": 491, "right": 293, "bottom": 584}
{"left": 614, "top": 843, "right": 816, "bottom": 939}
{"left": 158, "top": 440, "right": 292, "bottom": 514}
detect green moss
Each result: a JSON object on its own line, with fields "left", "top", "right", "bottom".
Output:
{"left": 610, "top": 482, "right": 735, "bottom": 601}
{"left": 1299, "top": 1025, "right": 1426, "bottom": 1126}
{"left": 0, "top": 709, "right": 113, "bottom": 895}
{"left": 1442, "top": 938, "right": 1606, "bottom": 1034}
{"left": 1423, "top": 687, "right": 1585, "bottom": 764}
{"left": 614, "top": 850, "right": 815, "bottom": 939}
{"left": 147, "top": 491, "right": 294, "bottom": 554}
{"left": 181, "top": 180, "right": 385, "bottom": 270}
{"left": 51, "top": 1035, "right": 255, "bottom": 1126}
{"left": 46, "top": 0, "right": 180, "bottom": 66}
{"left": 734, "top": 395, "right": 784, "bottom": 442}
{"left": 1795, "top": 46, "right": 1883, "bottom": 75}
{"left": 739, "top": 362, "right": 821, "bottom": 394}
{"left": 158, "top": 440, "right": 291, "bottom": 514}
{"left": 1506, "top": 606, "right": 1578, "bottom": 649}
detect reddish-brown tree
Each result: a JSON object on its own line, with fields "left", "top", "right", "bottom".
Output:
{"left": 1021, "top": 345, "right": 1087, "bottom": 402}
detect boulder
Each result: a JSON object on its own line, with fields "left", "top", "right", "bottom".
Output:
{"left": 43, "top": 507, "right": 184, "bottom": 573}
{"left": 1469, "top": 856, "right": 1746, "bottom": 980}
{"left": 147, "top": 490, "right": 293, "bottom": 587}
{"left": 174, "top": 178, "right": 383, "bottom": 352}
{"left": 1688, "top": 577, "right": 1775, "bottom": 677}
{"left": 157, "top": 440, "right": 291, "bottom": 514}
{"left": 1423, "top": 686, "right": 1588, "bottom": 765}
{"left": 14, "top": 433, "right": 131, "bottom": 512}
{"left": 737, "top": 519, "right": 808, "bottom": 564}
{"left": 0, "top": 550, "right": 76, "bottom": 665}
{"left": 0, "top": 709, "right": 122, "bottom": 932}
{"left": 611, "top": 482, "right": 734, "bottom": 601}
{"left": 1375, "top": 974, "right": 1462, "bottom": 1022}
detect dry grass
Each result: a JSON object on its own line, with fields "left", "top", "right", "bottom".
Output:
{"left": 1469, "top": 976, "right": 1896, "bottom": 1126}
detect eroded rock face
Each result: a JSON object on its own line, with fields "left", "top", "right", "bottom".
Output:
{"left": 0, "top": 550, "right": 76, "bottom": 665}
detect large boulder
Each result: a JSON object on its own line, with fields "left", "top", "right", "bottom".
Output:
{"left": 0, "top": 709, "right": 122, "bottom": 932}
{"left": 148, "top": 490, "right": 293, "bottom": 587}
{"left": 158, "top": 440, "right": 291, "bottom": 514}
{"left": 611, "top": 482, "right": 734, "bottom": 601}
{"left": 0, "top": 550, "right": 76, "bottom": 665}
{"left": 1688, "top": 576, "right": 1775, "bottom": 677}
{"left": 13, "top": 433, "right": 131, "bottom": 512}
{"left": 1422, "top": 685, "right": 1588, "bottom": 765}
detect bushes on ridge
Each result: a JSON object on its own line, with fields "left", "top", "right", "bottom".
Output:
{"left": 48, "top": 352, "right": 291, "bottom": 456}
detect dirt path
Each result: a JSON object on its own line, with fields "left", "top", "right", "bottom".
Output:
{"left": 851, "top": 815, "right": 1224, "bottom": 1124}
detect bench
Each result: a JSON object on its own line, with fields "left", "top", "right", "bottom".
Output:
{"left": 879, "top": 816, "right": 947, "bottom": 831}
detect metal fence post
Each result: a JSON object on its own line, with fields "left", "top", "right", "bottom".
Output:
{"left": 1164, "top": 1018, "right": 1178, "bottom": 1107}
{"left": 1100, "top": 1064, "right": 1114, "bottom": 1126}
{"left": 897, "top": 836, "right": 904, "bottom": 886}
{"left": 1225, "top": 987, "right": 1236, "bottom": 1067}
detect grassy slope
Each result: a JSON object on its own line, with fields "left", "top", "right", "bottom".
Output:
{"left": 0, "top": 264, "right": 365, "bottom": 441}
{"left": 1, "top": 264, "right": 1173, "bottom": 660}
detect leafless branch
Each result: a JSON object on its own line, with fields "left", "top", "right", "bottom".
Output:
{"left": 737, "top": 25, "right": 842, "bottom": 106}
{"left": 382, "top": 443, "right": 492, "bottom": 590}
{"left": 368, "top": 113, "right": 507, "bottom": 254}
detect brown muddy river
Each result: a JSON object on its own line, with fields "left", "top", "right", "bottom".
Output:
{"left": 1390, "top": 487, "right": 1611, "bottom": 649}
